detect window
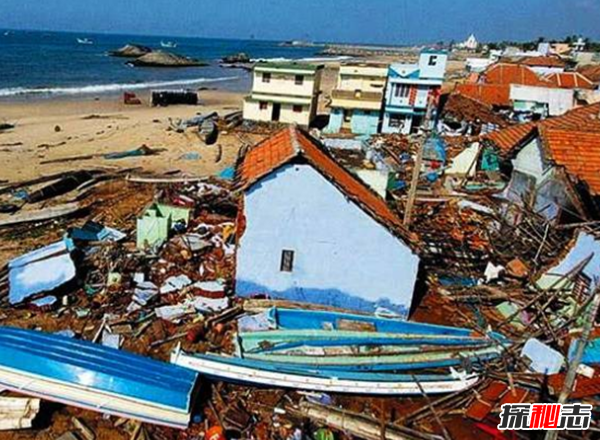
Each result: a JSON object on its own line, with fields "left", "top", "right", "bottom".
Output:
{"left": 295, "top": 75, "right": 304, "bottom": 85}
{"left": 428, "top": 55, "right": 438, "bottom": 66}
{"left": 280, "top": 250, "right": 295, "bottom": 272}
{"left": 389, "top": 114, "right": 405, "bottom": 128}
{"left": 293, "top": 105, "right": 303, "bottom": 113}
{"left": 262, "top": 72, "right": 271, "bottom": 83}
{"left": 394, "top": 84, "right": 410, "bottom": 98}
{"left": 259, "top": 101, "right": 268, "bottom": 110}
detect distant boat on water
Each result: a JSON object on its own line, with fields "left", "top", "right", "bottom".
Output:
{"left": 77, "top": 38, "right": 93, "bottom": 45}
{"left": 3, "top": 31, "right": 12, "bottom": 36}
{"left": 160, "top": 40, "right": 177, "bottom": 48}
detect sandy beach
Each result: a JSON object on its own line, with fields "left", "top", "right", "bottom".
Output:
{"left": 0, "top": 89, "right": 247, "bottom": 184}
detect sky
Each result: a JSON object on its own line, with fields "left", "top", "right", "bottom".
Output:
{"left": 1, "top": 0, "right": 600, "bottom": 45}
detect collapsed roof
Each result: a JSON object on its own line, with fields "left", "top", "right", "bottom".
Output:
{"left": 484, "top": 103, "right": 600, "bottom": 195}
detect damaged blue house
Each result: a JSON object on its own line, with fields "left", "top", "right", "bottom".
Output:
{"left": 234, "top": 126, "right": 421, "bottom": 317}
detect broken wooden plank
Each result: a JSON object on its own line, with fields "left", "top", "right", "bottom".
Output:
{"left": 0, "top": 202, "right": 85, "bottom": 228}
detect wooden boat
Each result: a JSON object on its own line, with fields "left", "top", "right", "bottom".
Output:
{"left": 271, "top": 308, "right": 507, "bottom": 341}
{"left": 0, "top": 326, "right": 199, "bottom": 429}
{"left": 239, "top": 329, "right": 497, "bottom": 354}
{"left": 171, "top": 347, "right": 479, "bottom": 396}
{"left": 237, "top": 308, "right": 508, "bottom": 371}
{"left": 243, "top": 345, "right": 504, "bottom": 372}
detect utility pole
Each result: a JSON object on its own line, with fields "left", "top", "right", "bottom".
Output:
{"left": 403, "top": 139, "right": 425, "bottom": 226}
{"left": 544, "top": 284, "right": 600, "bottom": 440}
{"left": 403, "top": 94, "right": 437, "bottom": 227}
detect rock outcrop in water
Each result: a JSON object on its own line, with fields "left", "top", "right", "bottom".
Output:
{"left": 221, "top": 52, "right": 251, "bottom": 64}
{"left": 110, "top": 44, "right": 153, "bottom": 58}
{"left": 129, "top": 51, "right": 207, "bottom": 68}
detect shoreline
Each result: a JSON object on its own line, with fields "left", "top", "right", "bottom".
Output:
{"left": 0, "top": 89, "right": 248, "bottom": 184}
{"left": 0, "top": 88, "right": 245, "bottom": 116}
{"left": 0, "top": 73, "right": 251, "bottom": 103}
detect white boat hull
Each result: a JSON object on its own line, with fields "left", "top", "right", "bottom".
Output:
{"left": 171, "top": 351, "right": 479, "bottom": 396}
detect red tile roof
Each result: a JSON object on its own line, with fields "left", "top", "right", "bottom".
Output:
{"left": 455, "top": 83, "right": 511, "bottom": 107}
{"left": 518, "top": 56, "right": 568, "bottom": 68}
{"left": 577, "top": 65, "right": 600, "bottom": 84}
{"left": 540, "top": 127, "right": 600, "bottom": 195}
{"left": 542, "top": 102, "right": 600, "bottom": 132}
{"left": 443, "top": 92, "right": 509, "bottom": 127}
{"left": 544, "top": 72, "right": 596, "bottom": 90}
{"left": 483, "top": 63, "right": 549, "bottom": 87}
{"left": 485, "top": 102, "right": 600, "bottom": 152}
{"left": 484, "top": 103, "right": 600, "bottom": 195}
{"left": 236, "top": 126, "right": 414, "bottom": 242}
{"left": 484, "top": 121, "right": 537, "bottom": 152}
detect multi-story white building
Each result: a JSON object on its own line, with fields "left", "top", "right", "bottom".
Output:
{"left": 243, "top": 62, "right": 323, "bottom": 127}
{"left": 382, "top": 50, "right": 447, "bottom": 134}
{"left": 325, "top": 63, "right": 388, "bottom": 135}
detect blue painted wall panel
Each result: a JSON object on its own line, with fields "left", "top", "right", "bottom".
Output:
{"left": 351, "top": 110, "right": 379, "bottom": 135}
{"left": 324, "top": 108, "right": 343, "bottom": 134}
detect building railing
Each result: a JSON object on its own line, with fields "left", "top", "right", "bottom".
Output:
{"left": 331, "top": 89, "right": 383, "bottom": 102}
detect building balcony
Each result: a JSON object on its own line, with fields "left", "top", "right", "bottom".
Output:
{"left": 330, "top": 89, "right": 384, "bottom": 110}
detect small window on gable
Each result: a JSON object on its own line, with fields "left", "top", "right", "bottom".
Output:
{"left": 293, "top": 105, "right": 303, "bottom": 113}
{"left": 428, "top": 55, "right": 438, "bottom": 66}
{"left": 259, "top": 101, "right": 268, "bottom": 110}
{"left": 262, "top": 72, "right": 271, "bottom": 83}
{"left": 280, "top": 250, "right": 295, "bottom": 272}
{"left": 295, "top": 75, "right": 304, "bottom": 85}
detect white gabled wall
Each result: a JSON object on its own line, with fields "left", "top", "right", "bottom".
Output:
{"left": 505, "top": 137, "right": 577, "bottom": 220}
{"left": 236, "top": 164, "right": 420, "bottom": 317}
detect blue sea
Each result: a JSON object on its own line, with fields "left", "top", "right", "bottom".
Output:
{"left": 0, "top": 30, "right": 337, "bottom": 100}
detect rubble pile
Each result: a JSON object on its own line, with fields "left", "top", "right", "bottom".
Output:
{"left": 1, "top": 116, "right": 600, "bottom": 440}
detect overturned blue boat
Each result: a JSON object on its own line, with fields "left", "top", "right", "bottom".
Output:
{"left": 0, "top": 326, "right": 199, "bottom": 429}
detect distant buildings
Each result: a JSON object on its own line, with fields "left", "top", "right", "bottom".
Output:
{"left": 234, "top": 126, "right": 420, "bottom": 316}
{"left": 325, "top": 63, "right": 388, "bottom": 135}
{"left": 518, "top": 56, "right": 567, "bottom": 75}
{"left": 381, "top": 50, "right": 448, "bottom": 134}
{"left": 455, "top": 62, "right": 579, "bottom": 119}
{"left": 510, "top": 85, "right": 575, "bottom": 118}
{"left": 243, "top": 62, "right": 324, "bottom": 127}
{"left": 457, "top": 34, "right": 479, "bottom": 51}
{"left": 573, "top": 37, "right": 586, "bottom": 53}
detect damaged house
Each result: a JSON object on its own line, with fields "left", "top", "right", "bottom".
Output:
{"left": 439, "top": 92, "right": 509, "bottom": 135}
{"left": 484, "top": 103, "right": 600, "bottom": 223}
{"left": 381, "top": 50, "right": 447, "bottom": 135}
{"left": 234, "top": 126, "right": 421, "bottom": 317}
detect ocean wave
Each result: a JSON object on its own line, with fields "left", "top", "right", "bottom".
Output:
{"left": 0, "top": 76, "right": 240, "bottom": 98}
